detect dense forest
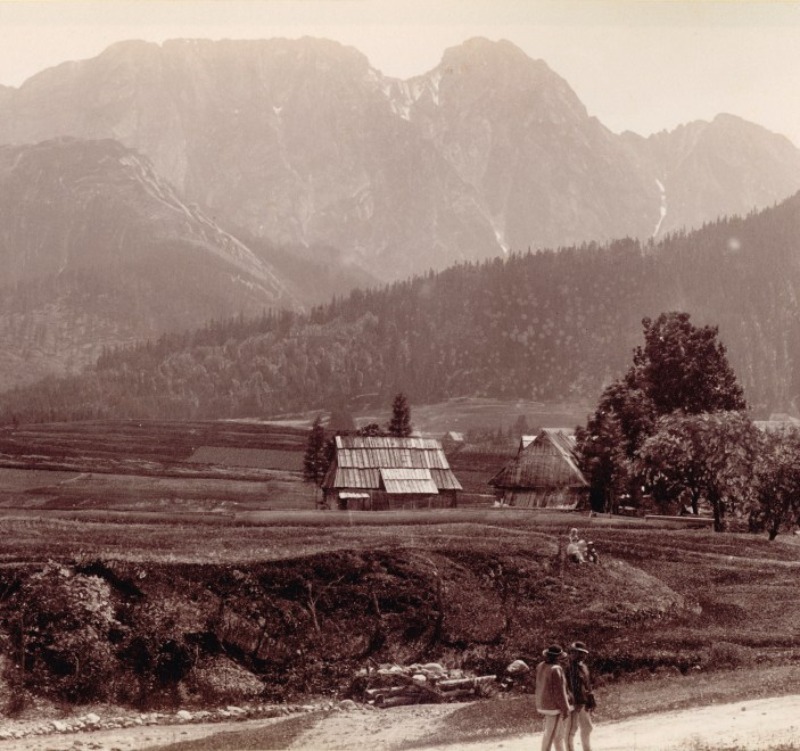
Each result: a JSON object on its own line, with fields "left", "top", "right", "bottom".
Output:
{"left": 3, "top": 193, "right": 800, "bottom": 424}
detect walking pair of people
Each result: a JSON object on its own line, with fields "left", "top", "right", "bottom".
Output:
{"left": 535, "top": 641, "right": 595, "bottom": 751}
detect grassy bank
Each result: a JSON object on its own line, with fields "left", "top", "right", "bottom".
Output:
{"left": 1, "top": 511, "right": 799, "bottom": 712}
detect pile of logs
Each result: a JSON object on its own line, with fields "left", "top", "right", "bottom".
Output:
{"left": 355, "top": 663, "right": 497, "bottom": 707}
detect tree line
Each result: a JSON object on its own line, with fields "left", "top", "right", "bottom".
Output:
{"left": 3, "top": 194, "right": 800, "bottom": 423}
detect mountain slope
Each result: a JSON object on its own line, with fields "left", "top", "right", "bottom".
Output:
{"left": 0, "top": 138, "right": 302, "bottom": 388}
{"left": 404, "top": 38, "right": 660, "bottom": 251}
{"left": 1, "top": 38, "right": 799, "bottom": 278}
{"left": 4, "top": 191, "right": 800, "bottom": 422}
{"left": 628, "top": 113, "right": 800, "bottom": 237}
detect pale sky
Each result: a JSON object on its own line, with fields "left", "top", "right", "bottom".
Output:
{"left": 2, "top": 1, "right": 800, "bottom": 144}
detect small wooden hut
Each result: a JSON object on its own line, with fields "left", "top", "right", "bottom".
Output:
{"left": 441, "top": 431, "right": 466, "bottom": 454}
{"left": 754, "top": 413, "right": 800, "bottom": 434}
{"left": 322, "top": 436, "right": 462, "bottom": 510}
{"left": 489, "top": 428, "right": 588, "bottom": 509}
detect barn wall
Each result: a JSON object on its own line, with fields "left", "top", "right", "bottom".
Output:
{"left": 499, "top": 487, "right": 588, "bottom": 510}
{"left": 330, "top": 490, "right": 458, "bottom": 511}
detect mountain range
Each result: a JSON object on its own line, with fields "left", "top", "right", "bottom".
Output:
{"left": 2, "top": 37, "right": 800, "bottom": 393}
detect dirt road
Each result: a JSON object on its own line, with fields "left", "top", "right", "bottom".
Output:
{"left": 416, "top": 695, "right": 800, "bottom": 751}
{"left": 1, "top": 695, "right": 799, "bottom": 750}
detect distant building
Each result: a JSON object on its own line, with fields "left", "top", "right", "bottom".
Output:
{"left": 322, "top": 436, "right": 462, "bottom": 510}
{"left": 754, "top": 414, "right": 800, "bottom": 434}
{"left": 488, "top": 428, "right": 588, "bottom": 510}
{"left": 441, "top": 431, "right": 466, "bottom": 454}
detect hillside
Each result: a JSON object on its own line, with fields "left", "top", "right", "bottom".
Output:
{"left": 0, "top": 138, "right": 375, "bottom": 390}
{"left": 0, "top": 37, "right": 798, "bottom": 281}
{"left": 0, "top": 138, "right": 303, "bottom": 388}
{"left": 4, "top": 191, "right": 800, "bottom": 422}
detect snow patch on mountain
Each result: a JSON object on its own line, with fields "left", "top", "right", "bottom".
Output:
{"left": 384, "top": 69, "right": 443, "bottom": 121}
{"left": 653, "top": 178, "right": 667, "bottom": 238}
{"left": 490, "top": 217, "right": 510, "bottom": 255}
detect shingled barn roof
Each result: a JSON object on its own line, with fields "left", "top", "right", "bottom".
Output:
{"left": 323, "top": 436, "right": 462, "bottom": 493}
{"left": 490, "top": 428, "right": 588, "bottom": 490}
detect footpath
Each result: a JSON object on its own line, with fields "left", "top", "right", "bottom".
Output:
{"left": 0, "top": 694, "right": 799, "bottom": 750}
{"left": 416, "top": 695, "right": 800, "bottom": 751}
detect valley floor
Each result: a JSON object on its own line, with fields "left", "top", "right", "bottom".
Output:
{"left": 1, "top": 693, "right": 799, "bottom": 751}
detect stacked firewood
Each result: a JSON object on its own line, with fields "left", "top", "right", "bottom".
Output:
{"left": 354, "top": 663, "right": 497, "bottom": 707}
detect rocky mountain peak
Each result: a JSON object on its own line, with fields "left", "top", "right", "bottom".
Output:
{"left": 639, "top": 113, "right": 800, "bottom": 237}
{"left": 439, "top": 37, "right": 534, "bottom": 69}
{"left": 1, "top": 36, "right": 799, "bottom": 285}
{"left": 431, "top": 37, "right": 588, "bottom": 123}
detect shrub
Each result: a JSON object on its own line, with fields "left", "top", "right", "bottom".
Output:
{"left": 703, "top": 641, "right": 756, "bottom": 670}
{"left": 5, "top": 562, "right": 120, "bottom": 702}
{"left": 117, "top": 599, "right": 198, "bottom": 708}
{"left": 0, "top": 657, "right": 33, "bottom": 717}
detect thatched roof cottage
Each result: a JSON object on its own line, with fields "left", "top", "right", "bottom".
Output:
{"left": 489, "top": 428, "right": 588, "bottom": 510}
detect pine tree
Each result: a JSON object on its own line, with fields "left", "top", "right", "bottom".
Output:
{"left": 303, "top": 415, "right": 328, "bottom": 485}
{"left": 387, "top": 392, "right": 412, "bottom": 437}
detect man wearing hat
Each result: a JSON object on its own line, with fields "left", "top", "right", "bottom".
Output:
{"left": 566, "top": 641, "right": 595, "bottom": 751}
{"left": 535, "top": 644, "right": 572, "bottom": 751}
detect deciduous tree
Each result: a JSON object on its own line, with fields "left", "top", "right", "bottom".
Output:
{"left": 635, "top": 411, "right": 759, "bottom": 531}
{"left": 578, "top": 312, "right": 747, "bottom": 513}
{"left": 750, "top": 429, "right": 800, "bottom": 540}
{"left": 575, "top": 408, "right": 630, "bottom": 514}
{"left": 634, "top": 312, "right": 746, "bottom": 416}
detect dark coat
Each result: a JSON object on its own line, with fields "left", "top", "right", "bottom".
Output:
{"left": 567, "top": 659, "right": 593, "bottom": 708}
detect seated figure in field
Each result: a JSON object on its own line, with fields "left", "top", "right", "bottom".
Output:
{"left": 566, "top": 528, "right": 588, "bottom": 563}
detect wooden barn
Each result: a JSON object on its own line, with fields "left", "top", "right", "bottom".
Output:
{"left": 322, "top": 436, "right": 462, "bottom": 510}
{"left": 488, "top": 428, "right": 588, "bottom": 509}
